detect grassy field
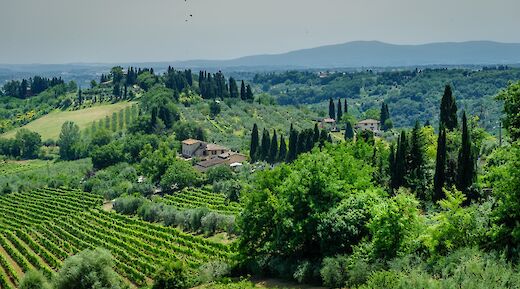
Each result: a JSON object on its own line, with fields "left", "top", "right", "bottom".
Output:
{"left": 1, "top": 102, "right": 136, "bottom": 140}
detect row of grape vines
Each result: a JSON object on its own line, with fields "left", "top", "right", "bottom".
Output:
{"left": 0, "top": 188, "right": 236, "bottom": 288}
{"left": 159, "top": 188, "right": 242, "bottom": 214}
{"left": 0, "top": 187, "right": 102, "bottom": 232}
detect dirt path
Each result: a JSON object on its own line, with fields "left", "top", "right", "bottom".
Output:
{"left": 102, "top": 201, "right": 113, "bottom": 212}
{"left": 251, "top": 278, "right": 327, "bottom": 289}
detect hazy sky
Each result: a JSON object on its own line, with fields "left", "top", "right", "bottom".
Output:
{"left": 1, "top": 0, "right": 519, "bottom": 64}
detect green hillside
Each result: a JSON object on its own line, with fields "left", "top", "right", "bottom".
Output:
{"left": 1, "top": 102, "right": 136, "bottom": 140}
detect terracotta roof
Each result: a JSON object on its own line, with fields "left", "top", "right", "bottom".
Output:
{"left": 182, "top": 138, "right": 202, "bottom": 145}
{"left": 206, "top": 143, "right": 229, "bottom": 151}
{"left": 357, "top": 119, "right": 380, "bottom": 124}
{"left": 322, "top": 118, "right": 336, "bottom": 123}
{"left": 196, "top": 157, "right": 227, "bottom": 168}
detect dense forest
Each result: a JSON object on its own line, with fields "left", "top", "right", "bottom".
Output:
{"left": 0, "top": 64, "right": 520, "bottom": 289}
{"left": 253, "top": 66, "right": 520, "bottom": 131}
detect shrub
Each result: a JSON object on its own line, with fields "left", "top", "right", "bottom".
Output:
{"left": 197, "top": 261, "right": 231, "bottom": 283}
{"left": 113, "top": 195, "right": 145, "bottom": 215}
{"left": 320, "top": 255, "right": 349, "bottom": 288}
{"left": 19, "top": 270, "right": 51, "bottom": 289}
{"left": 54, "top": 248, "right": 123, "bottom": 289}
{"left": 152, "top": 261, "right": 191, "bottom": 289}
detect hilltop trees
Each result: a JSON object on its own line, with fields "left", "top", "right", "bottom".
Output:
{"left": 440, "top": 84, "right": 458, "bottom": 130}
{"left": 229, "top": 77, "right": 239, "bottom": 99}
{"left": 269, "top": 130, "right": 278, "bottom": 164}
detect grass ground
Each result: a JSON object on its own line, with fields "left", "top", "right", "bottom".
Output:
{"left": 1, "top": 101, "right": 136, "bottom": 140}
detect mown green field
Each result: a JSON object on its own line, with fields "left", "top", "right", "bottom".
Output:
{"left": 1, "top": 102, "right": 136, "bottom": 140}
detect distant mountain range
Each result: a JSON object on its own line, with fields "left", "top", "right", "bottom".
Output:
{"left": 172, "top": 41, "right": 520, "bottom": 69}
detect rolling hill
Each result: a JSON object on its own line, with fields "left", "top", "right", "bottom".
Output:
{"left": 0, "top": 102, "right": 135, "bottom": 140}
{"left": 173, "top": 41, "right": 520, "bottom": 69}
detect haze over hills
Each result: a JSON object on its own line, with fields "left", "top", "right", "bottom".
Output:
{"left": 2, "top": 41, "right": 520, "bottom": 79}
{"left": 172, "top": 41, "right": 520, "bottom": 69}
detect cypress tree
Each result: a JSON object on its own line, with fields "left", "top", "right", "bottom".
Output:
{"left": 389, "top": 144, "right": 397, "bottom": 190}
{"left": 433, "top": 126, "right": 447, "bottom": 201}
{"left": 305, "top": 129, "right": 314, "bottom": 152}
{"left": 260, "top": 129, "right": 270, "bottom": 161}
{"left": 457, "top": 111, "right": 476, "bottom": 193}
{"left": 319, "top": 129, "right": 328, "bottom": 147}
{"left": 380, "top": 102, "right": 388, "bottom": 129}
{"left": 439, "top": 85, "right": 458, "bottom": 130}
{"left": 229, "top": 77, "right": 239, "bottom": 98}
{"left": 337, "top": 99, "right": 343, "bottom": 122}
{"left": 394, "top": 131, "right": 408, "bottom": 189}
{"left": 409, "top": 120, "right": 426, "bottom": 194}
{"left": 286, "top": 124, "right": 298, "bottom": 162}
{"left": 278, "top": 135, "right": 287, "bottom": 162}
{"left": 344, "top": 121, "right": 354, "bottom": 140}
{"left": 328, "top": 98, "right": 335, "bottom": 119}
{"left": 246, "top": 84, "right": 254, "bottom": 100}
{"left": 269, "top": 130, "right": 278, "bottom": 164}
{"left": 250, "top": 124, "right": 259, "bottom": 162}
{"left": 296, "top": 130, "right": 307, "bottom": 155}
{"left": 344, "top": 98, "right": 348, "bottom": 115}
{"left": 77, "top": 88, "right": 83, "bottom": 105}
{"left": 104, "top": 115, "right": 110, "bottom": 130}
{"left": 313, "top": 123, "right": 320, "bottom": 143}
{"left": 240, "top": 80, "right": 246, "bottom": 100}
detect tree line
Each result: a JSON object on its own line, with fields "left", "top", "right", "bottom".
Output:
{"left": 1, "top": 76, "right": 64, "bottom": 99}
{"left": 249, "top": 123, "right": 332, "bottom": 164}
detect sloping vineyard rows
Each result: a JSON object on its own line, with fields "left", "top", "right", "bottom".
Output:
{"left": 0, "top": 188, "right": 236, "bottom": 288}
{"left": 160, "top": 188, "right": 242, "bottom": 214}
{"left": 0, "top": 187, "right": 102, "bottom": 232}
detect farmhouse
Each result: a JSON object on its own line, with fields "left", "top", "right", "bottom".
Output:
{"left": 181, "top": 139, "right": 230, "bottom": 159}
{"left": 355, "top": 119, "right": 381, "bottom": 133}
{"left": 194, "top": 151, "right": 247, "bottom": 172}
{"left": 316, "top": 117, "right": 338, "bottom": 132}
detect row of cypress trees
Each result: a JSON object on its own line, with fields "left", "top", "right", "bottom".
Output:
{"left": 250, "top": 123, "right": 332, "bottom": 164}
{"left": 328, "top": 98, "right": 348, "bottom": 120}
{"left": 389, "top": 85, "right": 477, "bottom": 202}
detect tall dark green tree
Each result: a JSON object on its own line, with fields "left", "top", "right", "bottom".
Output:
{"left": 286, "top": 124, "right": 298, "bottom": 163}
{"left": 380, "top": 102, "right": 389, "bottom": 128}
{"left": 439, "top": 84, "right": 458, "bottom": 130}
{"left": 408, "top": 120, "right": 427, "bottom": 195}
{"left": 240, "top": 80, "right": 246, "bottom": 100}
{"left": 337, "top": 99, "right": 343, "bottom": 122}
{"left": 313, "top": 123, "right": 320, "bottom": 143}
{"left": 269, "top": 130, "right": 278, "bottom": 164}
{"left": 246, "top": 84, "right": 254, "bottom": 100}
{"left": 433, "top": 126, "right": 447, "bottom": 201}
{"left": 389, "top": 144, "right": 397, "bottom": 190}
{"left": 344, "top": 121, "right": 354, "bottom": 140}
{"left": 77, "top": 88, "right": 83, "bottom": 105}
{"left": 344, "top": 98, "right": 348, "bottom": 114}
{"left": 328, "top": 98, "right": 335, "bottom": 119}
{"left": 229, "top": 77, "right": 239, "bottom": 98}
{"left": 457, "top": 111, "right": 476, "bottom": 193}
{"left": 260, "top": 129, "right": 271, "bottom": 161}
{"left": 393, "top": 131, "right": 408, "bottom": 189}
{"left": 278, "top": 135, "right": 287, "bottom": 162}
{"left": 250, "top": 124, "right": 259, "bottom": 162}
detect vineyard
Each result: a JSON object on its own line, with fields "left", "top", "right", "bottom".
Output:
{"left": 0, "top": 187, "right": 236, "bottom": 288}
{"left": 159, "top": 188, "right": 242, "bottom": 215}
